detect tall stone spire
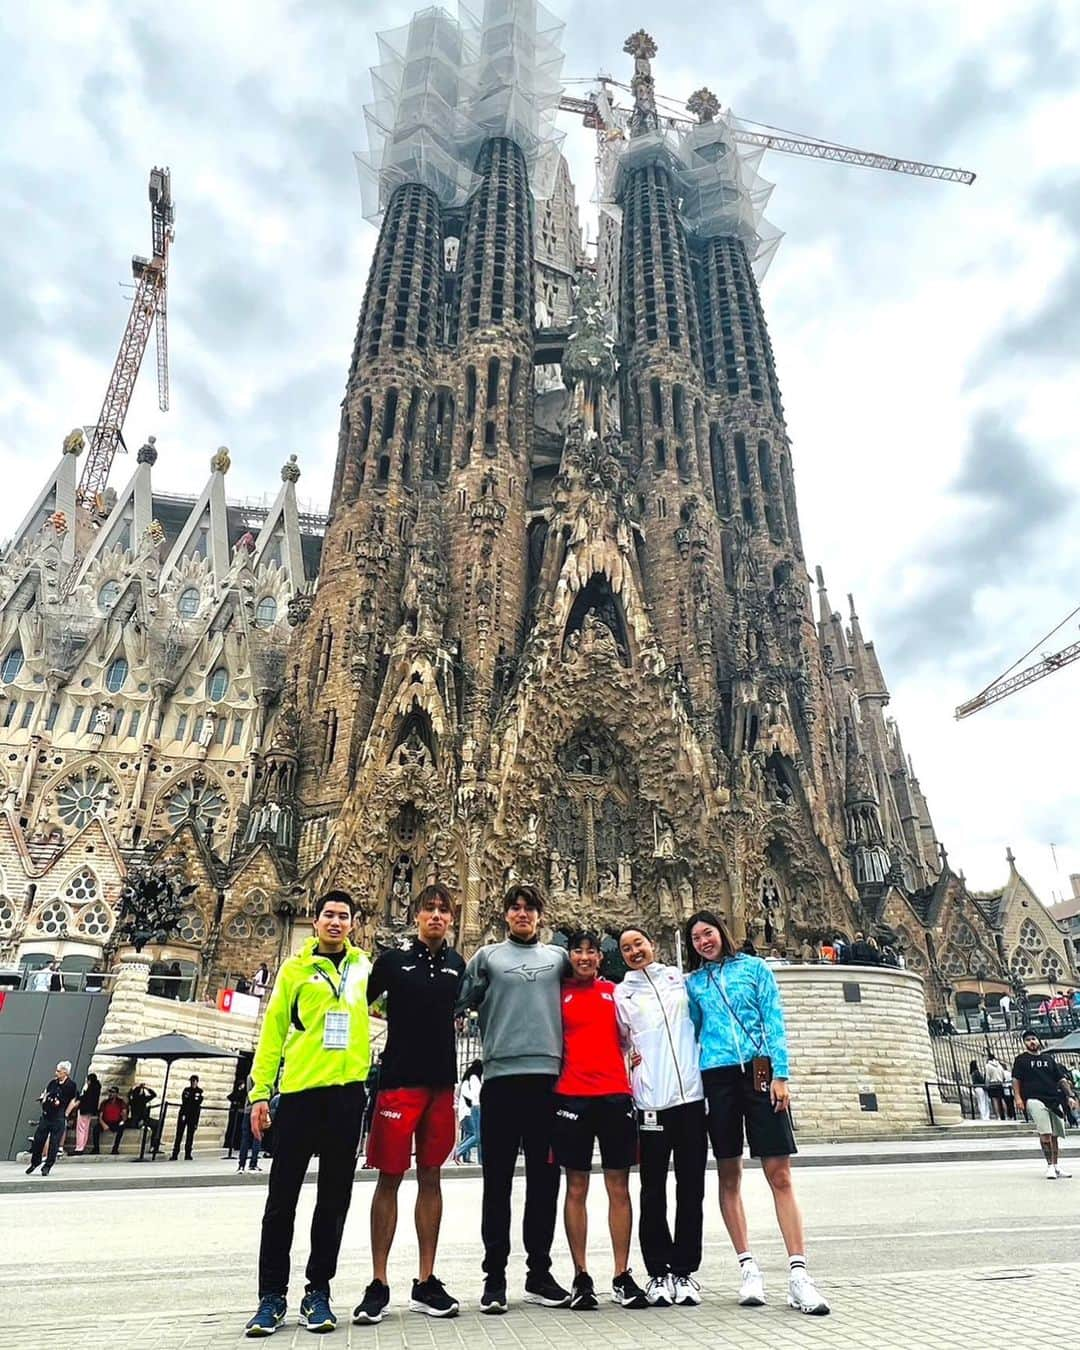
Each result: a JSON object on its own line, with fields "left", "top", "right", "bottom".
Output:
{"left": 624, "top": 30, "right": 660, "bottom": 137}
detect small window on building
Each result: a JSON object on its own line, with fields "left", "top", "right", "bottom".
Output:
{"left": 255, "top": 596, "right": 277, "bottom": 627}
{"left": 231, "top": 717, "right": 244, "bottom": 746}
{"left": 178, "top": 588, "right": 200, "bottom": 619}
{"left": 207, "top": 667, "right": 229, "bottom": 701}
{"left": 111, "top": 706, "right": 124, "bottom": 735}
{"left": 176, "top": 713, "right": 188, "bottom": 740}
{"left": 3, "top": 701, "right": 18, "bottom": 728}
{"left": 105, "top": 658, "right": 129, "bottom": 693}
{"left": 214, "top": 715, "right": 227, "bottom": 744}
{"left": 98, "top": 580, "right": 121, "bottom": 613}
{"left": 45, "top": 702, "right": 59, "bottom": 731}
{"left": 128, "top": 710, "right": 141, "bottom": 738}
{"left": 19, "top": 700, "right": 35, "bottom": 729}
{"left": 1, "top": 648, "right": 24, "bottom": 683}
{"left": 69, "top": 706, "right": 84, "bottom": 734}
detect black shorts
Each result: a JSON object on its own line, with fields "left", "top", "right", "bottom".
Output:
{"left": 703, "top": 1066, "right": 797, "bottom": 1160}
{"left": 551, "top": 1093, "right": 637, "bottom": 1172}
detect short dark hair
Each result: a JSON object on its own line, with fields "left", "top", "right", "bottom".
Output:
{"left": 315, "top": 890, "right": 354, "bottom": 919}
{"left": 189, "top": 1075, "right": 199, "bottom": 1083}
{"left": 684, "top": 910, "right": 737, "bottom": 971}
{"left": 566, "top": 929, "right": 600, "bottom": 952}
{"left": 503, "top": 882, "right": 544, "bottom": 915}
{"left": 618, "top": 924, "right": 650, "bottom": 946}
{"left": 415, "top": 883, "right": 455, "bottom": 915}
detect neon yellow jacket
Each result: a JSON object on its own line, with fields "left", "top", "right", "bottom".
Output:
{"left": 250, "top": 938, "right": 372, "bottom": 1102}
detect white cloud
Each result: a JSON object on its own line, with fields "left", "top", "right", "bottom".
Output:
{"left": 1, "top": 0, "right": 1078, "bottom": 904}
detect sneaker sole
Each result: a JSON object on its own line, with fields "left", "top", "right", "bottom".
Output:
{"left": 408, "top": 1300, "right": 459, "bottom": 1318}
{"left": 523, "top": 1293, "right": 571, "bottom": 1308}
{"left": 569, "top": 1299, "right": 599, "bottom": 1312}
{"left": 738, "top": 1295, "right": 766, "bottom": 1307}
{"left": 244, "top": 1328, "right": 277, "bottom": 1338}
{"left": 646, "top": 1299, "right": 672, "bottom": 1308}
{"left": 673, "top": 1297, "right": 701, "bottom": 1306}
{"left": 298, "top": 1317, "right": 336, "bottom": 1333}
{"left": 612, "top": 1294, "right": 649, "bottom": 1310}
{"left": 787, "top": 1296, "right": 830, "bottom": 1316}
{"left": 351, "top": 1310, "right": 385, "bottom": 1325}
{"left": 480, "top": 1302, "right": 507, "bottom": 1315}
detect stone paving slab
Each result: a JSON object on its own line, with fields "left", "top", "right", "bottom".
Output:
{"left": 0, "top": 1264, "right": 1073, "bottom": 1350}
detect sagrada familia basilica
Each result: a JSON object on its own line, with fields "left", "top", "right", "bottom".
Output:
{"left": 0, "top": 3, "right": 1074, "bottom": 1015}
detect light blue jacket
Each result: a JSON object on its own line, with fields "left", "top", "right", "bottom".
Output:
{"left": 686, "top": 954, "right": 790, "bottom": 1079}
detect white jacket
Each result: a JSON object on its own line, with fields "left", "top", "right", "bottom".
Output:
{"left": 614, "top": 962, "right": 704, "bottom": 1111}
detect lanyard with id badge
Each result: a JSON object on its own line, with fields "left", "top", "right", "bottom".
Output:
{"left": 315, "top": 962, "right": 350, "bottom": 1050}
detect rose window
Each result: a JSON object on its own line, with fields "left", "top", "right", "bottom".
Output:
{"left": 1041, "top": 952, "right": 1065, "bottom": 980}
{"left": 1018, "top": 919, "right": 1043, "bottom": 950}
{"left": 55, "top": 768, "right": 115, "bottom": 829}
{"left": 1010, "top": 949, "right": 1035, "bottom": 978}
{"left": 35, "top": 901, "right": 71, "bottom": 936}
{"left": 253, "top": 915, "right": 277, "bottom": 941}
{"left": 78, "top": 903, "right": 112, "bottom": 937}
{"left": 226, "top": 913, "right": 252, "bottom": 939}
{"left": 174, "top": 909, "right": 207, "bottom": 944}
{"left": 166, "top": 780, "right": 228, "bottom": 831}
{"left": 63, "top": 868, "right": 99, "bottom": 904}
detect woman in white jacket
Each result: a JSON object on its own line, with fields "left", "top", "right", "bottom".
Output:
{"left": 614, "top": 926, "right": 706, "bottom": 1310}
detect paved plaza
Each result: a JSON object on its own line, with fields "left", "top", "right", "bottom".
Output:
{"left": 3, "top": 1153, "right": 1078, "bottom": 1348}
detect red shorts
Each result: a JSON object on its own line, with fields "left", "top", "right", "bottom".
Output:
{"left": 365, "top": 1086, "right": 456, "bottom": 1174}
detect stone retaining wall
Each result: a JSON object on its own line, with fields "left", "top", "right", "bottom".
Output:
{"left": 88, "top": 962, "right": 260, "bottom": 1153}
{"left": 776, "top": 964, "right": 960, "bottom": 1137}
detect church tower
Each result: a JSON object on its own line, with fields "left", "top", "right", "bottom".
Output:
{"left": 292, "top": 8, "right": 941, "bottom": 958}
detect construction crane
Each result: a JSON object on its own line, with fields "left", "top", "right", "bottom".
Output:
{"left": 955, "top": 604, "right": 1080, "bottom": 719}
{"left": 77, "top": 166, "right": 174, "bottom": 511}
{"left": 558, "top": 80, "right": 976, "bottom": 185}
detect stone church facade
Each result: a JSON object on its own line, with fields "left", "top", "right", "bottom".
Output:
{"left": 0, "top": 7, "right": 1073, "bottom": 1014}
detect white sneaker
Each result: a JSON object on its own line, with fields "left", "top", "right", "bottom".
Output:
{"left": 671, "top": 1276, "right": 700, "bottom": 1306}
{"left": 645, "top": 1275, "right": 673, "bottom": 1308}
{"left": 1046, "top": 1164, "right": 1058, "bottom": 1180}
{"left": 787, "top": 1270, "right": 830, "bottom": 1316}
{"left": 738, "top": 1264, "right": 765, "bottom": 1307}
{"left": 1054, "top": 1165, "right": 1071, "bottom": 1178}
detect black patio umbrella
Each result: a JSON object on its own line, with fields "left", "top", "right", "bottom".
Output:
{"left": 98, "top": 1031, "right": 241, "bottom": 1160}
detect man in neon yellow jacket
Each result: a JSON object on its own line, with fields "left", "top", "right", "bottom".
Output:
{"left": 244, "top": 890, "right": 372, "bottom": 1338}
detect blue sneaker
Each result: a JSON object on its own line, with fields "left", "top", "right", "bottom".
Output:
{"left": 244, "top": 1295, "right": 287, "bottom": 1337}
{"left": 299, "top": 1289, "right": 336, "bottom": 1333}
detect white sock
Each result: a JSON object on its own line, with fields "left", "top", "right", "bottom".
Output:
{"left": 788, "top": 1255, "right": 807, "bottom": 1274}
{"left": 737, "top": 1251, "right": 755, "bottom": 1269}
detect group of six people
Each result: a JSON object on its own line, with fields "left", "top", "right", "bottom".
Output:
{"left": 242, "top": 881, "right": 829, "bottom": 1337}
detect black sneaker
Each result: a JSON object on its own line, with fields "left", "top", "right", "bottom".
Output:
{"left": 569, "top": 1272, "right": 598, "bottom": 1311}
{"left": 612, "top": 1270, "right": 649, "bottom": 1309}
{"left": 410, "top": 1276, "right": 459, "bottom": 1318}
{"left": 24, "top": 1163, "right": 38, "bottom": 1175}
{"left": 299, "top": 1288, "right": 336, "bottom": 1333}
{"left": 480, "top": 1276, "right": 508, "bottom": 1315}
{"left": 40, "top": 1165, "right": 52, "bottom": 1177}
{"left": 524, "top": 1272, "right": 571, "bottom": 1308}
{"left": 352, "top": 1279, "right": 390, "bottom": 1325}
{"left": 245, "top": 1295, "right": 287, "bottom": 1337}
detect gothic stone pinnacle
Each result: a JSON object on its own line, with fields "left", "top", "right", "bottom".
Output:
{"left": 624, "top": 30, "right": 657, "bottom": 60}
{"left": 687, "top": 88, "right": 720, "bottom": 123}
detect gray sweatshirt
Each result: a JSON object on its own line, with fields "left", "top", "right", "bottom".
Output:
{"left": 458, "top": 938, "right": 571, "bottom": 1079}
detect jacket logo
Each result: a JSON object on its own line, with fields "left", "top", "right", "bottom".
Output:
{"left": 402, "top": 965, "right": 416, "bottom": 971}
{"left": 507, "top": 962, "right": 554, "bottom": 982}
{"left": 379, "top": 1109, "right": 403, "bottom": 1119}
{"left": 555, "top": 1109, "right": 579, "bottom": 1120}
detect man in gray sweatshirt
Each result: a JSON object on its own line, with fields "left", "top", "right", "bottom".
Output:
{"left": 458, "top": 883, "right": 571, "bottom": 1314}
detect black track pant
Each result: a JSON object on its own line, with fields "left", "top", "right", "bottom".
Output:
{"left": 30, "top": 1116, "right": 67, "bottom": 1169}
{"left": 257, "top": 1083, "right": 365, "bottom": 1298}
{"left": 170, "top": 1111, "right": 200, "bottom": 1159}
{"left": 479, "top": 1074, "right": 560, "bottom": 1278}
{"left": 638, "top": 1098, "right": 707, "bottom": 1277}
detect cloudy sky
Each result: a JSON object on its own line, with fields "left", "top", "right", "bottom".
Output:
{"left": 2, "top": 0, "right": 1078, "bottom": 905}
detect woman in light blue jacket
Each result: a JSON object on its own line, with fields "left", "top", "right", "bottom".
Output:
{"left": 684, "top": 910, "right": 829, "bottom": 1319}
